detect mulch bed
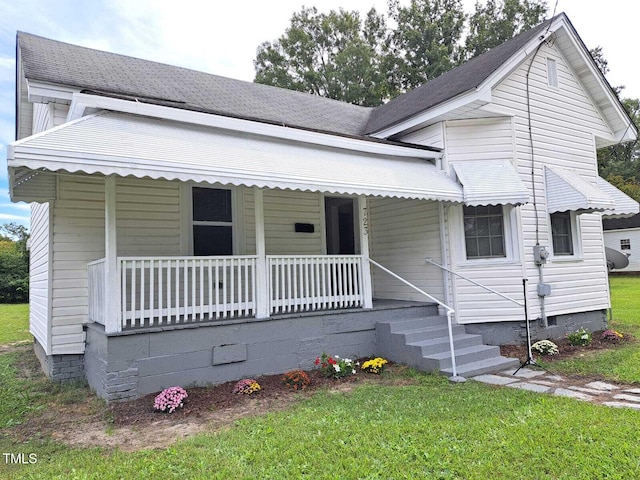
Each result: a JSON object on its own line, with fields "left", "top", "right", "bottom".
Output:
{"left": 110, "top": 368, "right": 364, "bottom": 426}
{"left": 500, "top": 330, "right": 634, "bottom": 363}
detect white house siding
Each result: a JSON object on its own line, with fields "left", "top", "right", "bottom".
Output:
{"left": 29, "top": 202, "right": 51, "bottom": 353}
{"left": 490, "top": 41, "right": 613, "bottom": 320}
{"left": 52, "top": 103, "right": 69, "bottom": 127}
{"left": 263, "top": 189, "right": 324, "bottom": 255}
{"left": 401, "top": 123, "right": 444, "bottom": 149}
{"left": 368, "top": 198, "right": 445, "bottom": 303}
{"left": 32, "top": 103, "right": 51, "bottom": 133}
{"left": 604, "top": 228, "right": 640, "bottom": 272}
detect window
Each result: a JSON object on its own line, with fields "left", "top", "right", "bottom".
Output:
{"left": 463, "top": 205, "right": 506, "bottom": 259}
{"left": 192, "top": 187, "right": 233, "bottom": 255}
{"left": 550, "top": 211, "right": 574, "bottom": 255}
{"left": 621, "top": 239, "right": 631, "bottom": 250}
{"left": 546, "top": 57, "right": 558, "bottom": 88}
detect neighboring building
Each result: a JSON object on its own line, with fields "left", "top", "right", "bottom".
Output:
{"left": 8, "top": 13, "right": 639, "bottom": 401}
{"left": 603, "top": 214, "right": 640, "bottom": 272}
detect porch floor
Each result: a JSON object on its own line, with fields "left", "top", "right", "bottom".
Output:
{"left": 102, "top": 299, "right": 437, "bottom": 336}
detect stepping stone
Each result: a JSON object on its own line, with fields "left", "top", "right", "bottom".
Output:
{"left": 553, "top": 388, "right": 593, "bottom": 401}
{"left": 584, "top": 381, "right": 619, "bottom": 392}
{"left": 622, "top": 388, "right": 640, "bottom": 395}
{"left": 472, "top": 374, "right": 519, "bottom": 386}
{"left": 613, "top": 394, "right": 640, "bottom": 403}
{"left": 505, "top": 368, "right": 546, "bottom": 379}
{"left": 543, "top": 375, "right": 565, "bottom": 382}
{"left": 603, "top": 401, "right": 640, "bottom": 410}
{"left": 568, "top": 386, "right": 607, "bottom": 395}
{"left": 508, "top": 382, "right": 550, "bottom": 393}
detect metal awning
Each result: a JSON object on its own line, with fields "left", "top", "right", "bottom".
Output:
{"left": 8, "top": 111, "right": 464, "bottom": 203}
{"left": 597, "top": 176, "right": 640, "bottom": 218}
{"left": 545, "top": 166, "right": 615, "bottom": 213}
{"left": 451, "top": 160, "right": 530, "bottom": 206}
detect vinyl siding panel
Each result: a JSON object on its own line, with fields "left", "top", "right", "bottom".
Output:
{"left": 401, "top": 123, "right": 444, "bottom": 149}
{"left": 263, "top": 190, "right": 323, "bottom": 255}
{"left": 29, "top": 202, "right": 51, "bottom": 352}
{"left": 32, "top": 103, "right": 52, "bottom": 133}
{"left": 52, "top": 103, "right": 69, "bottom": 127}
{"left": 369, "top": 198, "right": 445, "bottom": 302}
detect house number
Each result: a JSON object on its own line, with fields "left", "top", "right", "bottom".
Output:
{"left": 362, "top": 207, "right": 369, "bottom": 235}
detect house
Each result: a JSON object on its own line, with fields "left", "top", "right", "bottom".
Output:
{"left": 8, "top": 13, "right": 639, "bottom": 401}
{"left": 603, "top": 214, "right": 640, "bottom": 272}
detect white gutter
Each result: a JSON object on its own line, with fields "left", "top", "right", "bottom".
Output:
{"left": 66, "top": 92, "right": 442, "bottom": 160}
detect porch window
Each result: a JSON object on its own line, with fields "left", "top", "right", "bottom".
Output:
{"left": 463, "top": 205, "right": 506, "bottom": 259}
{"left": 192, "top": 187, "right": 233, "bottom": 255}
{"left": 550, "top": 211, "right": 574, "bottom": 255}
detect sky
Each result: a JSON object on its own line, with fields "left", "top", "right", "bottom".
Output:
{"left": 0, "top": 0, "right": 638, "bottom": 229}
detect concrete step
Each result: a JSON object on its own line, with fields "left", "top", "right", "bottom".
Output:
{"left": 441, "top": 356, "right": 520, "bottom": 377}
{"left": 398, "top": 325, "right": 466, "bottom": 343}
{"left": 382, "top": 315, "right": 448, "bottom": 333}
{"left": 427, "top": 344, "right": 502, "bottom": 369}
{"left": 407, "top": 333, "right": 484, "bottom": 356}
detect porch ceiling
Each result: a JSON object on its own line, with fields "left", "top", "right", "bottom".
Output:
{"left": 8, "top": 110, "right": 464, "bottom": 203}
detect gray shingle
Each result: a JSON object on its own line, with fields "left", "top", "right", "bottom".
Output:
{"left": 18, "top": 32, "right": 372, "bottom": 137}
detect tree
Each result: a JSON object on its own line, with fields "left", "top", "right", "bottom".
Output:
{"left": 598, "top": 98, "right": 640, "bottom": 200}
{"left": 254, "top": 1, "right": 550, "bottom": 104}
{"left": 0, "top": 223, "right": 29, "bottom": 303}
{"left": 463, "top": 0, "right": 547, "bottom": 60}
{"left": 387, "top": 0, "right": 466, "bottom": 91}
{"left": 254, "top": 7, "right": 392, "bottom": 107}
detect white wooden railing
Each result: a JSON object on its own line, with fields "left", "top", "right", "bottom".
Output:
{"left": 268, "top": 255, "right": 365, "bottom": 314}
{"left": 88, "top": 258, "right": 106, "bottom": 326}
{"left": 119, "top": 256, "right": 258, "bottom": 330}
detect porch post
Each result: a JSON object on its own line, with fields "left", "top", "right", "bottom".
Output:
{"left": 104, "top": 175, "right": 121, "bottom": 333}
{"left": 358, "top": 195, "right": 374, "bottom": 309}
{"left": 254, "top": 187, "right": 270, "bottom": 319}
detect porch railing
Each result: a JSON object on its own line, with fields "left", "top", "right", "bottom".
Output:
{"left": 268, "top": 255, "right": 365, "bottom": 314}
{"left": 87, "top": 258, "right": 106, "bottom": 326}
{"left": 119, "top": 256, "right": 258, "bottom": 330}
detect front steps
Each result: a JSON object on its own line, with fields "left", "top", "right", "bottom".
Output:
{"left": 376, "top": 304, "right": 519, "bottom": 378}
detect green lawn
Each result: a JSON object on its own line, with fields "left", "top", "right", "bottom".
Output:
{"left": 538, "top": 275, "right": 640, "bottom": 383}
{"left": 2, "top": 280, "right": 640, "bottom": 479}
{"left": 0, "top": 304, "right": 30, "bottom": 344}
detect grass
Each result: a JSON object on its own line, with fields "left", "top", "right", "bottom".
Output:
{"left": 0, "top": 304, "right": 30, "bottom": 344}
{"left": 2, "top": 280, "right": 640, "bottom": 478}
{"left": 537, "top": 276, "right": 640, "bottom": 383}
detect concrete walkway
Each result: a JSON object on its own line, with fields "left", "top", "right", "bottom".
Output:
{"left": 472, "top": 367, "right": 640, "bottom": 409}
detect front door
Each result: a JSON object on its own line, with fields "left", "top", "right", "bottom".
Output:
{"left": 325, "top": 197, "right": 356, "bottom": 254}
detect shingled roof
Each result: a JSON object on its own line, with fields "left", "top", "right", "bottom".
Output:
{"left": 18, "top": 18, "right": 557, "bottom": 138}
{"left": 17, "top": 32, "right": 372, "bottom": 137}
{"left": 603, "top": 213, "right": 640, "bottom": 231}
{"left": 364, "top": 17, "right": 555, "bottom": 135}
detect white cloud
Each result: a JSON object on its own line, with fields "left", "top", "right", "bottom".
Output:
{"left": 0, "top": 212, "right": 29, "bottom": 222}
{"left": 0, "top": 202, "right": 29, "bottom": 210}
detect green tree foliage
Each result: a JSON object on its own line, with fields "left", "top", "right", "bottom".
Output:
{"left": 254, "top": 7, "right": 392, "bottom": 107}
{"left": 463, "top": 0, "right": 547, "bottom": 60}
{"left": 598, "top": 98, "right": 640, "bottom": 200}
{"left": 254, "top": 1, "right": 549, "bottom": 104}
{"left": 387, "top": 0, "right": 466, "bottom": 91}
{"left": 0, "top": 223, "right": 29, "bottom": 303}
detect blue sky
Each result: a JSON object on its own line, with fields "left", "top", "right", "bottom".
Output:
{"left": 1, "top": 0, "right": 638, "bottom": 230}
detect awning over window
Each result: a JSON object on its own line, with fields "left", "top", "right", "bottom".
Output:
{"left": 597, "top": 176, "right": 640, "bottom": 218}
{"left": 451, "top": 160, "right": 530, "bottom": 206}
{"left": 545, "top": 166, "right": 615, "bottom": 214}
{"left": 8, "top": 111, "right": 464, "bottom": 203}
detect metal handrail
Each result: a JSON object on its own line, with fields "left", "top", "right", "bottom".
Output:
{"left": 425, "top": 258, "right": 524, "bottom": 307}
{"left": 368, "top": 259, "right": 460, "bottom": 379}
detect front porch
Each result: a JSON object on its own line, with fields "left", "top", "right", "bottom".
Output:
{"left": 88, "top": 254, "right": 371, "bottom": 333}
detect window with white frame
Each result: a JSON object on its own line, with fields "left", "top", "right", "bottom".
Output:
{"left": 550, "top": 211, "right": 574, "bottom": 255}
{"left": 192, "top": 187, "right": 233, "bottom": 255}
{"left": 546, "top": 57, "right": 558, "bottom": 88}
{"left": 621, "top": 239, "right": 631, "bottom": 250}
{"left": 463, "top": 205, "right": 506, "bottom": 259}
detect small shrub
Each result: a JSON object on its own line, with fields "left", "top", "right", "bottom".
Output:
{"left": 282, "top": 370, "right": 311, "bottom": 390}
{"left": 601, "top": 329, "right": 624, "bottom": 342}
{"left": 567, "top": 327, "right": 592, "bottom": 347}
{"left": 232, "top": 378, "right": 261, "bottom": 395}
{"left": 154, "top": 386, "right": 188, "bottom": 413}
{"left": 314, "top": 352, "right": 357, "bottom": 379}
{"left": 531, "top": 340, "right": 559, "bottom": 356}
{"left": 361, "top": 357, "right": 388, "bottom": 374}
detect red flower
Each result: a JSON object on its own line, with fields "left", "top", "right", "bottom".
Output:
{"left": 314, "top": 357, "right": 320, "bottom": 365}
{"left": 328, "top": 357, "right": 337, "bottom": 365}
